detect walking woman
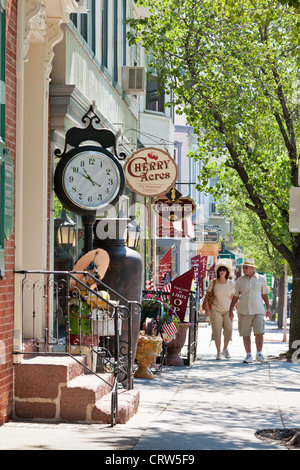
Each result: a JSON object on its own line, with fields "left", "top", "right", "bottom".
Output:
{"left": 203, "top": 259, "right": 235, "bottom": 360}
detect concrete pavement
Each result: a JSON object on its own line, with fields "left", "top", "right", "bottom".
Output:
{"left": 0, "top": 319, "right": 299, "bottom": 451}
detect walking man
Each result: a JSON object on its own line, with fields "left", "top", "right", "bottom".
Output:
{"left": 229, "top": 258, "right": 272, "bottom": 363}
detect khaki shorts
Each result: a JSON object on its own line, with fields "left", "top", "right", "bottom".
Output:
{"left": 238, "top": 314, "right": 265, "bottom": 337}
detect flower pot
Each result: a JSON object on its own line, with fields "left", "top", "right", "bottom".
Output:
{"left": 166, "top": 322, "right": 190, "bottom": 366}
{"left": 134, "top": 333, "right": 163, "bottom": 379}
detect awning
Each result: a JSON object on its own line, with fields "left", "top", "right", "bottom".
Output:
{"left": 156, "top": 216, "right": 195, "bottom": 238}
{"left": 218, "top": 249, "right": 236, "bottom": 260}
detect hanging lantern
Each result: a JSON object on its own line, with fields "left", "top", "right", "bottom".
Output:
{"left": 127, "top": 216, "right": 141, "bottom": 250}
{"left": 57, "top": 209, "right": 76, "bottom": 246}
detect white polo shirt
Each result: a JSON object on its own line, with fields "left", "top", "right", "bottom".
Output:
{"left": 233, "top": 273, "right": 269, "bottom": 315}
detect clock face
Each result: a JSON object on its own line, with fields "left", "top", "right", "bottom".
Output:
{"left": 54, "top": 147, "right": 125, "bottom": 214}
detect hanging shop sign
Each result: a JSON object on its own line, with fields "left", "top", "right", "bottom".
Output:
{"left": 196, "top": 230, "right": 219, "bottom": 243}
{"left": 197, "top": 242, "right": 220, "bottom": 256}
{"left": 124, "top": 147, "right": 178, "bottom": 197}
{"left": 152, "top": 196, "right": 196, "bottom": 221}
{"left": 165, "top": 186, "right": 182, "bottom": 202}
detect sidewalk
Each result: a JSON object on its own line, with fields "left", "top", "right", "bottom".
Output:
{"left": 0, "top": 319, "right": 299, "bottom": 451}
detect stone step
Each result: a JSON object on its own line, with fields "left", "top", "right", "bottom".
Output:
{"left": 60, "top": 373, "right": 114, "bottom": 422}
{"left": 14, "top": 355, "right": 140, "bottom": 424}
{"left": 14, "top": 355, "right": 86, "bottom": 400}
{"left": 92, "top": 389, "right": 140, "bottom": 424}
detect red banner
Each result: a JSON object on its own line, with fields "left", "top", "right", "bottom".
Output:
{"left": 158, "top": 248, "right": 172, "bottom": 284}
{"left": 209, "top": 263, "right": 217, "bottom": 280}
{"left": 191, "top": 255, "right": 207, "bottom": 298}
{"left": 170, "top": 269, "right": 194, "bottom": 322}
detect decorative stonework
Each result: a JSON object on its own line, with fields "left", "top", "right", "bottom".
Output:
{"left": 44, "top": 19, "right": 64, "bottom": 81}
{"left": 24, "top": 0, "right": 46, "bottom": 61}
{"left": 24, "top": 0, "right": 85, "bottom": 81}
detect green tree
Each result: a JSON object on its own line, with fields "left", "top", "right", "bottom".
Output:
{"left": 130, "top": 0, "right": 300, "bottom": 351}
{"left": 219, "top": 191, "right": 285, "bottom": 280}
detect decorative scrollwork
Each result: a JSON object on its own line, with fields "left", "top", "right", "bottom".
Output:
{"left": 54, "top": 105, "right": 119, "bottom": 158}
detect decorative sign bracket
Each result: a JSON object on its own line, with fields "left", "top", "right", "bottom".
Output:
{"left": 54, "top": 105, "right": 121, "bottom": 160}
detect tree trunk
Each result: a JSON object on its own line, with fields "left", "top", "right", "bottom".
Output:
{"left": 289, "top": 274, "right": 300, "bottom": 353}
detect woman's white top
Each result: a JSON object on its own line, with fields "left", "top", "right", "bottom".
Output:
{"left": 207, "top": 279, "right": 235, "bottom": 314}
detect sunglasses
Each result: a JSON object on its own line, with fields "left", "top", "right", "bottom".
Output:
{"left": 218, "top": 267, "right": 228, "bottom": 272}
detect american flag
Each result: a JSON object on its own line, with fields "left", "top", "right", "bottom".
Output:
{"left": 158, "top": 271, "right": 171, "bottom": 291}
{"left": 146, "top": 266, "right": 155, "bottom": 291}
{"left": 158, "top": 271, "right": 171, "bottom": 301}
{"left": 161, "top": 313, "right": 178, "bottom": 338}
{"left": 162, "top": 272, "right": 172, "bottom": 294}
{"left": 157, "top": 275, "right": 165, "bottom": 291}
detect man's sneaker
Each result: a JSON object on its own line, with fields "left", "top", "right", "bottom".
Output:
{"left": 256, "top": 353, "right": 268, "bottom": 364}
{"left": 243, "top": 353, "right": 253, "bottom": 363}
{"left": 216, "top": 352, "right": 222, "bottom": 360}
{"left": 222, "top": 349, "right": 231, "bottom": 359}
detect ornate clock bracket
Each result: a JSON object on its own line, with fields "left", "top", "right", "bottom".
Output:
{"left": 55, "top": 105, "right": 122, "bottom": 160}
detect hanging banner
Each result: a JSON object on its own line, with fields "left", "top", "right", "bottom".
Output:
{"left": 158, "top": 248, "right": 172, "bottom": 285}
{"left": 170, "top": 269, "right": 194, "bottom": 322}
{"left": 124, "top": 147, "right": 178, "bottom": 197}
{"left": 191, "top": 254, "right": 207, "bottom": 299}
{"left": 209, "top": 263, "right": 217, "bottom": 280}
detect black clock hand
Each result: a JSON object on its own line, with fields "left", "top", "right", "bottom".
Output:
{"left": 79, "top": 171, "right": 92, "bottom": 182}
{"left": 80, "top": 169, "right": 101, "bottom": 188}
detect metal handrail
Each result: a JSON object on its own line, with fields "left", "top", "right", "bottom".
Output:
{"left": 14, "top": 269, "right": 141, "bottom": 426}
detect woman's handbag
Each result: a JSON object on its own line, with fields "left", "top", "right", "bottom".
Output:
{"left": 207, "top": 279, "right": 217, "bottom": 310}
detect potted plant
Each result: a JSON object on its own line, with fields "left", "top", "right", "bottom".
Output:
{"left": 134, "top": 318, "right": 163, "bottom": 379}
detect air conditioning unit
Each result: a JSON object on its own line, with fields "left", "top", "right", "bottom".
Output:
{"left": 75, "top": 0, "right": 89, "bottom": 13}
{"left": 122, "top": 67, "right": 146, "bottom": 95}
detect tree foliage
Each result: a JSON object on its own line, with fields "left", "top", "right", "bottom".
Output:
{"left": 129, "top": 0, "right": 300, "bottom": 349}
{"left": 218, "top": 184, "right": 285, "bottom": 279}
